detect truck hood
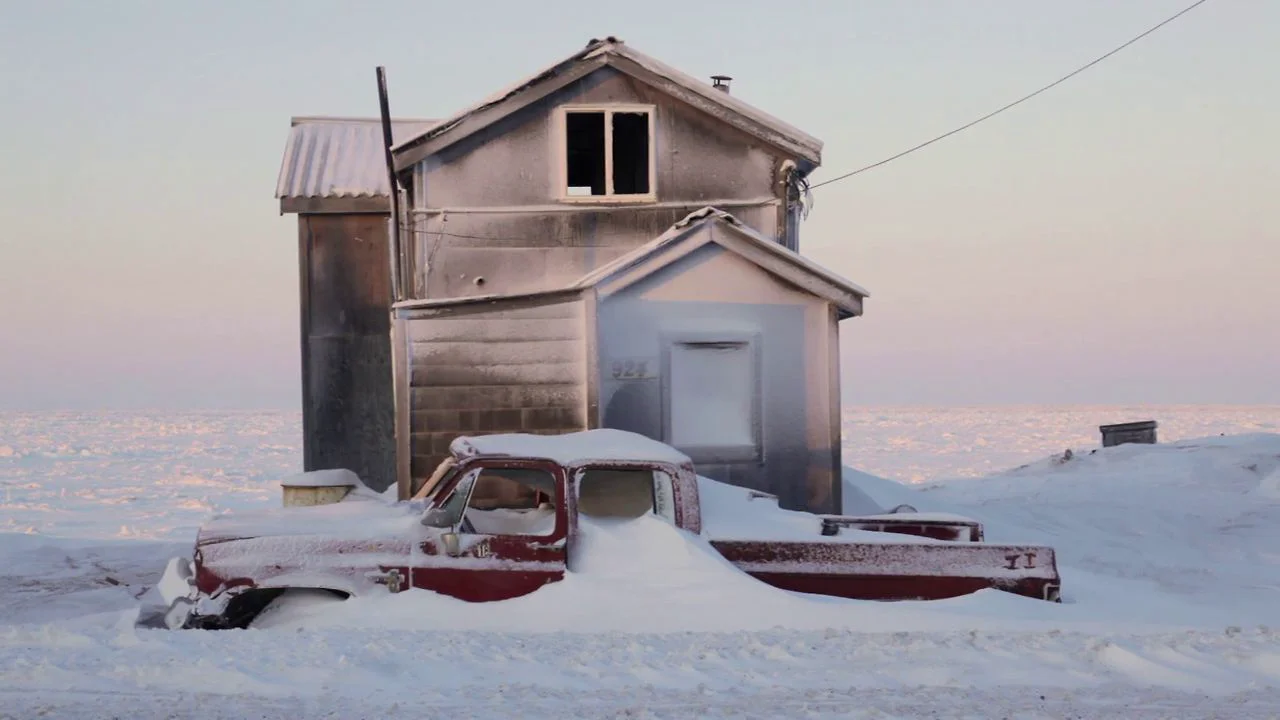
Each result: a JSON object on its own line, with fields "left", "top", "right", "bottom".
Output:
{"left": 197, "top": 495, "right": 420, "bottom": 546}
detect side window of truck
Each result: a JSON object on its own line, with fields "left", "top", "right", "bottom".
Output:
{"left": 577, "top": 468, "right": 676, "bottom": 524}
{"left": 462, "top": 467, "right": 558, "bottom": 537}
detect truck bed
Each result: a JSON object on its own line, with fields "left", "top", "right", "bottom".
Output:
{"left": 711, "top": 538, "right": 1061, "bottom": 602}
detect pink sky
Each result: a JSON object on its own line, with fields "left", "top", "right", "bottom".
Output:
{"left": 2, "top": 0, "right": 1276, "bottom": 408}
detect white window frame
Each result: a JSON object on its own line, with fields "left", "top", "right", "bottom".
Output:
{"left": 555, "top": 104, "right": 656, "bottom": 204}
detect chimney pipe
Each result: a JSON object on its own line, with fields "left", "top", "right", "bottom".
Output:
{"left": 711, "top": 75, "right": 732, "bottom": 94}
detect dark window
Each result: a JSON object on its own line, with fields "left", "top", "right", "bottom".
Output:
{"left": 612, "top": 112, "right": 650, "bottom": 195}
{"left": 564, "top": 108, "right": 652, "bottom": 198}
{"left": 565, "top": 112, "right": 605, "bottom": 196}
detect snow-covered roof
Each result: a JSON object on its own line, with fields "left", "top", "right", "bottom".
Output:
{"left": 391, "top": 37, "right": 823, "bottom": 171}
{"left": 572, "top": 207, "right": 870, "bottom": 317}
{"left": 275, "top": 116, "right": 437, "bottom": 208}
{"left": 450, "top": 429, "right": 692, "bottom": 467}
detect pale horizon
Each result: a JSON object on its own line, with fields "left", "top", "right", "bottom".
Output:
{"left": 3, "top": 0, "right": 1277, "bottom": 410}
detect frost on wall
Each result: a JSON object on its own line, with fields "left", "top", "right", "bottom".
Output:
{"left": 668, "top": 342, "right": 755, "bottom": 449}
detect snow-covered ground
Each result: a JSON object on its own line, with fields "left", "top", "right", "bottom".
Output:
{"left": 2, "top": 408, "right": 1279, "bottom": 718}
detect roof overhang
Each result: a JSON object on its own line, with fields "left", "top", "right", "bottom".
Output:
{"left": 275, "top": 116, "right": 437, "bottom": 214}
{"left": 392, "top": 287, "right": 588, "bottom": 317}
{"left": 572, "top": 207, "right": 868, "bottom": 318}
{"left": 390, "top": 39, "right": 823, "bottom": 173}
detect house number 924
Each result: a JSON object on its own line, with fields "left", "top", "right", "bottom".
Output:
{"left": 611, "top": 359, "right": 654, "bottom": 380}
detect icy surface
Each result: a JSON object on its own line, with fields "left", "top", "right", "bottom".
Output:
{"left": 2, "top": 408, "right": 1279, "bottom": 717}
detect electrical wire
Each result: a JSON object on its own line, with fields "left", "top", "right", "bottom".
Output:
{"left": 807, "top": 0, "right": 1211, "bottom": 191}
{"left": 390, "top": 1, "right": 1209, "bottom": 245}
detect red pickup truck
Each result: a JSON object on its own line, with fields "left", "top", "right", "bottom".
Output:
{"left": 157, "top": 430, "right": 1061, "bottom": 629}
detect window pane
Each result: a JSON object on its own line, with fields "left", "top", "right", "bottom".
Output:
{"left": 464, "top": 467, "right": 557, "bottom": 536}
{"left": 652, "top": 470, "right": 676, "bottom": 524}
{"left": 578, "top": 468, "right": 656, "bottom": 519}
{"left": 669, "top": 342, "right": 755, "bottom": 449}
{"left": 566, "top": 112, "right": 606, "bottom": 196}
{"left": 611, "top": 112, "right": 650, "bottom": 195}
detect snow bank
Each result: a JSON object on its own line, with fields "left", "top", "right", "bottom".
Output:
{"left": 920, "top": 433, "right": 1280, "bottom": 626}
{"left": 1259, "top": 465, "right": 1280, "bottom": 500}
{"left": 265, "top": 513, "right": 1046, "bottom": 635}
{"left": 4, "top": 412, "right": 1280, "bottom": 716}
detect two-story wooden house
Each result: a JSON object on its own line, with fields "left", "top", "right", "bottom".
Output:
{"left": 275, "top": 37, "right": 868, "bottom": 514}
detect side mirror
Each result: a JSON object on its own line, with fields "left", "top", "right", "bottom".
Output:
{"left": 421, "top": 508, "right": 456, "bottom": 529}
{"left": 441, "top": 531, "right": 460, "bottom": 557}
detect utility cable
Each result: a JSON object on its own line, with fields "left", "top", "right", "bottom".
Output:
{"left": 808, "top": 0, "right": 1211, "bottom": 190}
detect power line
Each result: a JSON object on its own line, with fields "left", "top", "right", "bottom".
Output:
{"left": 808, "top": 0, "right": 1211, "bottom": 191}
{"left": 392, "top": 1, "right": 1209, "bottom": 246}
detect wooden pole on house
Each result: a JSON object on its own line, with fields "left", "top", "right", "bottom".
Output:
{"left": 376, "top": 66, "right": 403, "bottom": 302}
{"left": 376, "top": 66, "right": 410, "bottom": 501}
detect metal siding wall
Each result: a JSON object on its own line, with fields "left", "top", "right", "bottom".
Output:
{"left": 299, "top": 214, "right": 397, "bottom": 493}
{"left": 593, "top": 246, "right": 835, "bottom": 513}
{"left": 410, "top": 69, "right": 786, "bottom": 300}
{"left": 403, "top": 297, "right": 589, "bottom": 487}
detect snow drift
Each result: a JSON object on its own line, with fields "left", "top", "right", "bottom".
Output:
{"left": 3, "top": 415, "right": 1280, "bottom": 716}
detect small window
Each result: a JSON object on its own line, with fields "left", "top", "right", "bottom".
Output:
{"left": 562, "top": 107, "right": 653, "bottom": 200}
{"left": 666, "top": 339, "right": 762, "bottom": 463}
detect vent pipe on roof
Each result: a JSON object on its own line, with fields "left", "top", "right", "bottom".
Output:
{"left": 711, "top": 75, "right": 732, "bottom": 94}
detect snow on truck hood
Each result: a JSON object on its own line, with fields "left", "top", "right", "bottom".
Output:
{"left": 198, "top": 493, "right": 418, "bottom": 544}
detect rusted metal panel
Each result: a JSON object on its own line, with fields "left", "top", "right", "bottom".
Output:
{"left": 407, "top": 69, "right": 790, "bottom": 299}
{"left": 410, "top": 384, "right": 584, "bottom": 410}
{"left": 399, "top": 293, "right": 589, "bottom": 492}
{"left": 409, "top": 362, "right": 581, "bottom": 387}
{"left": 412, "top": 205, "right": 779, "bottom": 300}
{"left": 299, "top": 215, "right": 396, "bottom": 493}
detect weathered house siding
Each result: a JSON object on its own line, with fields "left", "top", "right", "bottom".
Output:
{"left": 595, "top": 242, "right": 841, "bottom": 513}
{"left": 408, "top": 68, "right": 789, "bottom": 300}
{"left": 297, "top": 214, "right": 397, "bottom": 493}
{"left": 396, "top": 291, "right": 593, "bottom": 494}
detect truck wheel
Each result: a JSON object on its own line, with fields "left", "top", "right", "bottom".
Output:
{"left": 248, "top": 588, "right": 349, "bottom": 629}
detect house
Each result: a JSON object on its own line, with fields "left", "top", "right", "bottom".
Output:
{"left": 275, "top": 37, "right": 869, "bottom": 514}
{"left": 276, "top": 116, "right": 437, "bottom": 493}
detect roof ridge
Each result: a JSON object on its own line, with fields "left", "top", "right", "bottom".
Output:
{"left": 290, "top": 115, "right": 438, "bottom": 126}
{"left": 389, "top": 39, "right": 821, "bottom": 168}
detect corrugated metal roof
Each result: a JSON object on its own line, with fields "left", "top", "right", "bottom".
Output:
{"left": 275, "top": 116, "right": 437, "bottom": 200}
